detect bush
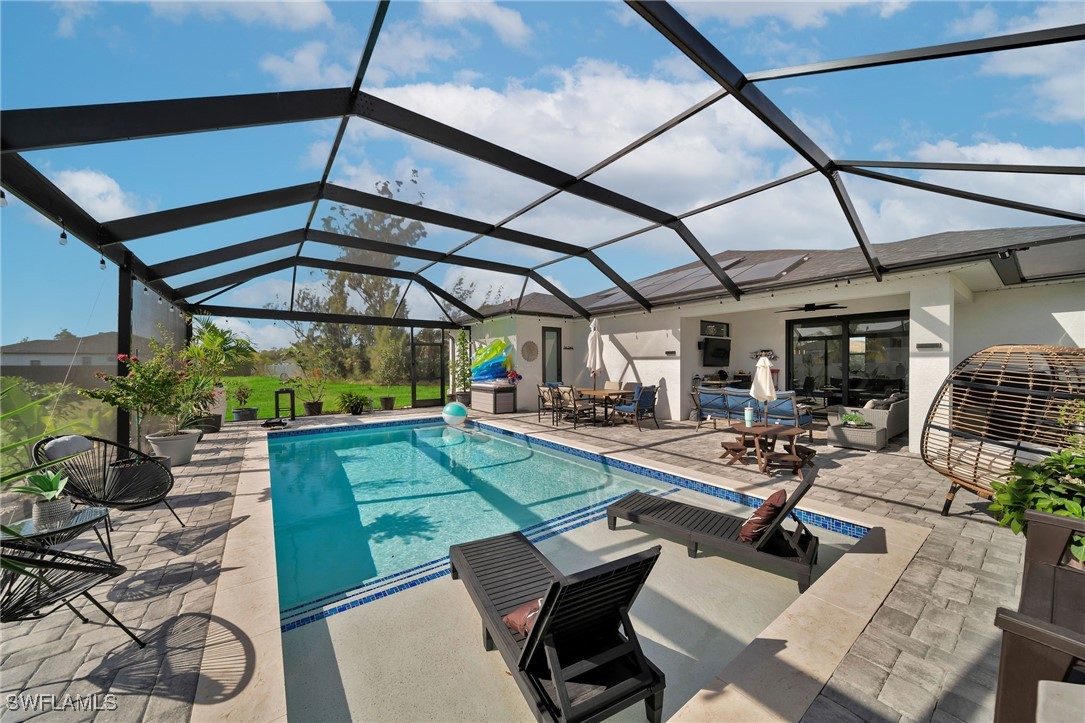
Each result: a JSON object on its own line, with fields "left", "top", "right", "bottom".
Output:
{"left": 338, "top": 391, "right": 372, "bottom": 415}
{"left": 990, "top": 450, "right": 1085, "bottom": 562}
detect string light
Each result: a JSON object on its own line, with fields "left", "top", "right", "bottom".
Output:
{"left": 58, "top": 219, "right": 68, "bottom": 246}
{"left": 0, "top": 190, "right": 8, "bottom": 208}
{"left": 99, "top": 248, "right": 106, "bottom": 270}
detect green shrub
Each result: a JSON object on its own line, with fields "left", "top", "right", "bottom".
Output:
{"left": 338, "top": 391, "right": 372, "bottom": 415}
{"left": 989, "top": 450, "right": 1085, "bottom": 562}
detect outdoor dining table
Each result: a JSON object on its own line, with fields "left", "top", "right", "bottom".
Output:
{"left": 729, "top": 422, "right": 806, "bottom": 474}
{"left": 575, "top": 388, "right": 634, "bottom": 425}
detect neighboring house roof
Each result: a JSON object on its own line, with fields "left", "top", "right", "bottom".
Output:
{"left": 1, "top": 331, "right": 119, "bottom": 355}
{"left": 470, "top": 224, "right": 1085, "bottom": 321}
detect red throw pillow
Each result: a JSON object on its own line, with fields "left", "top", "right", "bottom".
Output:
{"left": 739, "top": 490, "right": 788, "bottom": 543}
{"left": 502, "top": 598, "right": 544, "bottom": 637}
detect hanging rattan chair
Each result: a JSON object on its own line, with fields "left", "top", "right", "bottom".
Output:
{"left": 921, "top": 345, "right": 1085, "bottom": 515}
{"left": 1, "top": 541, "right": 145, "bottom": 647}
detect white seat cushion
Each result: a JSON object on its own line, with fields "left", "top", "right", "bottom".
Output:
{"left": 42, "top": 434, "right": 93, "bottom": 460}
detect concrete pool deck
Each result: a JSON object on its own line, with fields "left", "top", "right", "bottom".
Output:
{"left": 0, "top": 410, "right": 1025, "bottom": 722}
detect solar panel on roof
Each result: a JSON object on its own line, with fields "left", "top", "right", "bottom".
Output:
{"left": 730, "top": 254, "right": 810, "bottom": 284}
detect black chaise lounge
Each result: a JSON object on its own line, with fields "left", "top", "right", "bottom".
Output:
{"left": 606, "top": 483, "right": 819, "bottom": 591}
{"left": 449, "top": 531, "right": 666, "bottom": 723}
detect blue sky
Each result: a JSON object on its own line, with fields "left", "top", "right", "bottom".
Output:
{"left": 2, "top": 0, "right": 1083, "bottom": 348}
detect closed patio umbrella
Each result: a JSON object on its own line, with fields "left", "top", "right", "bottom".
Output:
{"left": 586, "top": 319, "right": 604, "bottom": 389}
{"left": 751, "top": 354, "right": 777, "bottom": 422}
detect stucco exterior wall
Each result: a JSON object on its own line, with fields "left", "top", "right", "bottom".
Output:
{"left": 953, "top": 280, "right": 1085, "bottom": 355}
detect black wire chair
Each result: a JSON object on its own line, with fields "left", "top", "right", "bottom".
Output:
{"left": 33, "top": 435, "right": 184, "bottom": 529}
{"left": 1, "top": 541, "right": 145, "bottom": 647}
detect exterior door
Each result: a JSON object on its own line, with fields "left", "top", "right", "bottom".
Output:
{"left": 411, "top": 328, "right": 446, "bottom": 407}
{"left": 542, "top": 327, "right": 562, "bottom": 384}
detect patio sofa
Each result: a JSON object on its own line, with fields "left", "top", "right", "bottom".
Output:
{"left": 831, "top": 394, "right": 909, "bottom": 440}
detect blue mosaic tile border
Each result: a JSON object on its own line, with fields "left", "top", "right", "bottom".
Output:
{"left": 280, "top": 487, "right": 681, "bottom": 633}
{"left": 269, "top": 416, "right": 444, "bottom": 439}
{"left": 472, "top": 421, "right": 871, "bottom": 540}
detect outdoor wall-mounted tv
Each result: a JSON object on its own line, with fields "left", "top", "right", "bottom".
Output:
{"left": 702, "top": 337, "right": 731, "bottom": 366}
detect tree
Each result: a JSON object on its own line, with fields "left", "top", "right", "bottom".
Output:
{"left": 54, "top": 329, "right": 76, "bottom": 340}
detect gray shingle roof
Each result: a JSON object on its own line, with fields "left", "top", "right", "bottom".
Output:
{"left": 469, "top": 223, "right": 1085, "bottom": 320}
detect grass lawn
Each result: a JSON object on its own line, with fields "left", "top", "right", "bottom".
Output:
{"left": 222, "top": 376, "right": 443, "bottom": 419}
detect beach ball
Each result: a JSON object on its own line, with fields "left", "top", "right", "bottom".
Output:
{"left": 442, "top": 401, "right": 468, "bottom": 426}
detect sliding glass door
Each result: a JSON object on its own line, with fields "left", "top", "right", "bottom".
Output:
{"left": 787, "top": 311, "right": 909, "bottom": 408}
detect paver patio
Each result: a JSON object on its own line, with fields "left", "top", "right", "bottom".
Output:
{"left": 0, "top": 411, "right": 1024, "bottom": 722}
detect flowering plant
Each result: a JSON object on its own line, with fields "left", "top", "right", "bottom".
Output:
{"left": 80, "top": 340, "right": 213, "bottom": 438}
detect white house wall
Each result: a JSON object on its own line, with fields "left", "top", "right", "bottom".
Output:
{"left": 954, "top": 281, "right": 1085, "bottom": 355}
{"left": 470, "top": 269, "right": 1083, "bottom": 443}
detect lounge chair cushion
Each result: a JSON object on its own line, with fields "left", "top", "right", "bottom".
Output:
{"left": 41, "top": 434, "right": 93, "bottom": 460}
{"left": 502, "top": 597, "right": 544, "bottom": 637}
{"left": 739, "top": 489, "right": 787, "bottom": 543}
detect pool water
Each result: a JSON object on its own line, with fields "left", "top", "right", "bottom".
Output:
{"left": 268, "top": 424, "right": 657, "bottom": 610}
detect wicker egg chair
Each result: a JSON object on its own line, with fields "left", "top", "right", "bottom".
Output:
{"left": 921, "top": 345, "right": 1085, "bottom": 515}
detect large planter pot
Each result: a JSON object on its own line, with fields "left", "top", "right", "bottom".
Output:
{"left": 232, "top": 407, "right": 258, "bottom": 422}
{"left": 302, "top": 400, "right": 324, "bottom": 416}
{"left": 379, "top": 396, "right": 396, "bottom": 411}
{"left": 32, "top": 497, "right": 72, "bottom": 528}
{"left": 454, "top": 391, "right": 471, "bottom": 407}
{"left": 189, "top": 414, "right": 222, "bottom": 435}
{"left": 146, "top": 429, "right": 201, "bottom": 466}
{"left": 210, "top": 386, "right": 228, "bottom": 418}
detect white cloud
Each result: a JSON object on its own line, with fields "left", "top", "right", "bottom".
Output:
{"left": 419, "top": 0, "right": 531, "bottom": 47}
{"left": 675, "top": 1, "right": 909, "bottom": 30}
{"left": 150, "top": 1, "right": 333, "bottom": 31}
{"left": 954, "top": 2, "right": 1085, "bottom": 123}
{"left": 366, "top": 23, "right": 458, "bottom": 86}
{"left": 950, "top": 4, "right": 999, "bottom": 36}
{"left": 259, "top": 41, "right": 352, "bottom": 88}
{"left": 313, "top": 52, "right": 1078, "bottom": 294}
{"left": 53, "top": 1, "right": 96, "bottom": 37}
{"left": 213, "top": 316, "right": 295, "bottom": 350}
{"left": 49, "top": 168, "right": 152, "bottom": 221}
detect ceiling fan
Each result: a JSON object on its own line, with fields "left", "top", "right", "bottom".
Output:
{"left": 775, "top": 303, "right": 848, "bottom": 313}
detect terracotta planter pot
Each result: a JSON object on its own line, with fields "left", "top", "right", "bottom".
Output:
{"left": 302, "top": 401, "right": 324, "bottom": 416}
{"left": 146, "top": 429, "right": 201, "bottom": 466}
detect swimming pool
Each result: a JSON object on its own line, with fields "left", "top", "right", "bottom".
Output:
{"left": 269, "top": 422, "right": 662, "bottom": 613}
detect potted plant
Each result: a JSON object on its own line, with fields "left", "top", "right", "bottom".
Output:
{"left": 80, "top": 341, "right": 205, "bottom": 465}
{"left": 232, "top": 384, "right": 257, "bottom": 421}
{"left": 379, "top": 391, "right": 396, "bottom": 411}
{"left": 454, "top": 328, "right": 472, "bottom": 406}
{"left": 840, "top": 411, "right": 867, "bottom": 427}
{"left": 338, "top": 391, "right": 372, "bottom": 415}
{"left": 183, "top": 318, "right": 257, "bottom": 432}
{"left": 9, "top": 470, "right": 72, "bottom": 527}
{"left": 990, "top": 449, "right": 1085, "bottom": 568}
{"left": 291, "top": 344, "right": 327, "bottom": 416}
